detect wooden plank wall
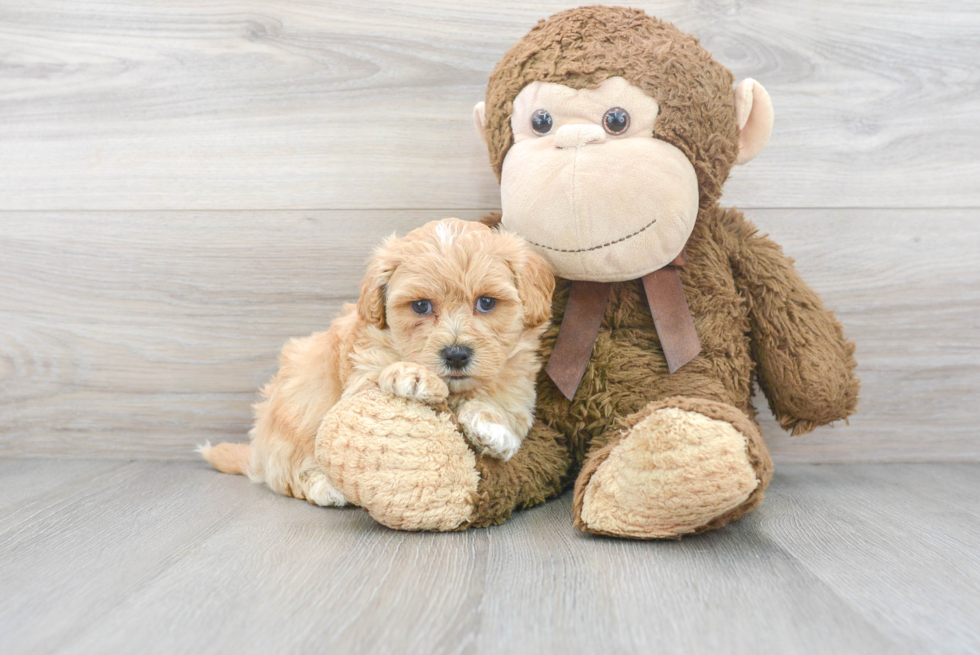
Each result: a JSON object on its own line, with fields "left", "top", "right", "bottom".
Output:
{"left": 1, "top": 1, "right": 978, "bottom": 461}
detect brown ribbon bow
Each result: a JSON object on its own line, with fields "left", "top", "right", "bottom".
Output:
{"left": 544, "top": 252, "right": 701, "bottom": 401}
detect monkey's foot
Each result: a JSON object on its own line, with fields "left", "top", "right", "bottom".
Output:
{"left": 573, "top": 397, "right": 773, "bottom": 539}
{"left": 315, "top": 389, "right": 571, "bottom": 532}
{"left": 316, "top": 389, "right": 479, "bottom": 531}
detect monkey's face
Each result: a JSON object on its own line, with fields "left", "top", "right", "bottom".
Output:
{"left": 498, "top": 77, "right": 699, "bottom": 282}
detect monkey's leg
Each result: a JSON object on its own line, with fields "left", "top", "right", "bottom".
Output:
{"left": 317, "top": 390, "right": 571, "bottom": 531}
{"left": 572, "top": 397, "right": 772, "bottom": 539}
{"left": 462, "top": 419, "right": 572, "bottom": 529}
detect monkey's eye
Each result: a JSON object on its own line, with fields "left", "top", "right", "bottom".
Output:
{"left": 476, "top": 297, "right": 497, "bottom": 313}
{"left": 411, "top": 300, "right": 433, "bottom": 316}
{"left": 602, "top": 107, "right": 630, "bottom": 134}
{"left": 531, "top": 109, "right": 553, "bottom": 136}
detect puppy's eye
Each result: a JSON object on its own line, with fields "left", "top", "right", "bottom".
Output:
{"left": 602, "top": 107, "right": 630, "bottom": 134}
{"left": 531, "top": 109, "right": 553, "bottom": 136}
{"left": 476, "top": 297, "right": 497, "bottom": 313}
{"left": 411, "top": 300, "right": 433, "bottom": 316}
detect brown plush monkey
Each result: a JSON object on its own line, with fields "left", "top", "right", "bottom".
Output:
{"left": 319, "top": 6, "right": 858, "bottom": 538}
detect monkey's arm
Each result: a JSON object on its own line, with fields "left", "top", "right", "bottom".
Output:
{"left": 722, "top": 210, "right": 859, "bottom": 435}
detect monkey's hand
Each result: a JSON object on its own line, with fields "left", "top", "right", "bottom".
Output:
{"left": 378, "top": 362, "right": 449, "bottom": 405}
{"left": 727, "top": 211, "right": 859, "bottom": 435}
{"left": 456, "top": 400, "right": 522, "bottom": 461}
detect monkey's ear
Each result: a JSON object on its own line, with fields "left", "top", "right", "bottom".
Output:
{"left": 356, "top": 236, "right": 399, "bottom": 329}
{"left": 734, "top": 79, "right": 773, "bottom": 165}
{"left": 473, "top": 101, "right": 487, "bottom": 144}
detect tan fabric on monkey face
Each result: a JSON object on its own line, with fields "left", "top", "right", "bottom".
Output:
{"left": 501, "top": 78, "right": 699, "bottom": 282}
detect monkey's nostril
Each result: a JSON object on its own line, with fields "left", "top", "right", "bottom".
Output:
{"left": 441, "top": 344, "right": 473, "bottom": 371}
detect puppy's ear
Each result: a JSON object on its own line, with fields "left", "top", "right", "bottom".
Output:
{"left": 513, "top": 246, "right": 555, "bottom": 329}
{"left": 357, "top": 236, "right": 400, "bottom": 329}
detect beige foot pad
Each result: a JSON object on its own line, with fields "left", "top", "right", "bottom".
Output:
{"left": 315, "top": 389, "right": 479, "bottom": 532}
{"left": 578, "top": 406, "right": 758, "bottom": 539}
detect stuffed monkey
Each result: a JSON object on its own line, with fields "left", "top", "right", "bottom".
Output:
{"left": 319, "top": 6, "right": 858, "bottom": 538}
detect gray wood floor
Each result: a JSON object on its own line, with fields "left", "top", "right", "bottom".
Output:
{"left": 1, "top": 459, "right": 977, "bottom": 655}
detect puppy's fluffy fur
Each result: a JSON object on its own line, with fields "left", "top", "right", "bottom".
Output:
{"left": 202, "top": 218, "right": 554, "bottom": 506}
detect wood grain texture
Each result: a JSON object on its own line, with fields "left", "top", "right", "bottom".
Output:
{"left": 2, "top": 208, "right": 978, "bottom": 461}
{"left": 0, "top": 460, "right": 978, "bottom": 654}
{"left": 762, "top": 464, "right": 980, "bottom": 652}
{"left": 0, "top": 0, "right": 977, "bottom": 210}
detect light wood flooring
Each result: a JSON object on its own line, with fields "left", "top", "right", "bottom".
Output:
{"left": 1, "top": 459, "right": 978, "bottom": 654}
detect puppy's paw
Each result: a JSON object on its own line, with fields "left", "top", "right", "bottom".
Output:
{"left": 378, "top": 362, "right": 449, "bottom": 404}
{"left": 305, "top": 470, "right": 347, "bottom": 507}
{"left": 457, "top": 402, "right": 522, "bottom": 461}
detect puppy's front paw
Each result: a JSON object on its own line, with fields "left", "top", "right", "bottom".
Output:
{"left": 304, "top": 470, "right": 347, "bottom": 507}
{"left": 457, "top": 402, "right": 522, "bottom": 461}
{"left": 378, "top": 362, "right": 449, "bottom": 404}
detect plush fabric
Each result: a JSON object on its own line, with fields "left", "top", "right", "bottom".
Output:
{"left": 470, "top": 6, "right": 857, "bottom": 538}
{"left": 317, "top": 387, "right": 572, "bottom": 531}
{"left": 500, "top": 78, "right": 700, "bottom": 282}
{"left": 483, "top": 5, "right": 741, "bottom": 210}
{"left": 475, "top": 204, "right": 854, "bottom": 536}
{"left": 573, "top": 396, "right": 773, "bottom": 538}
{"left": 576, "top": 404, "right": 759, "bottom": 539}
{"left": 734, "top": 78, "right": 774, "bottom": 165}
{"left": 316, "top": 389, "right": 480, "bottom": 532}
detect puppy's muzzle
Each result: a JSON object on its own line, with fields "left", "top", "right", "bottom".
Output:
{"left": 441, "top": 344, "right": 473, "bottom": 372}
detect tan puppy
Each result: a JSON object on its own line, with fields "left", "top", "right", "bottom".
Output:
{"left": 202, "top": 218, "right": 554, "bottom": 506}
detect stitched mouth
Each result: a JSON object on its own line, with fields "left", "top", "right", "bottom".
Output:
{"left": 522, "top": 218, "right": 657, "bottom": 253}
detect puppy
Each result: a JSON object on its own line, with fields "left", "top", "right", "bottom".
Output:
{"left": 202, "top": 218, "right": 554, "bottom": 506}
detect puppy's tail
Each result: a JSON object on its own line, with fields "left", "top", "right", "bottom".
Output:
{"left": 199, "top": 441, "right": 251, "bottom": 476}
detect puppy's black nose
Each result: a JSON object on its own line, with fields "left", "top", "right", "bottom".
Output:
{"left": 441, "top": 344, "right": 473, "bottom": 371}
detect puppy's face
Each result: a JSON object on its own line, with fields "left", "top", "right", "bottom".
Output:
{"left": 357, "top": 218, "right": 554, "bottom": 394}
